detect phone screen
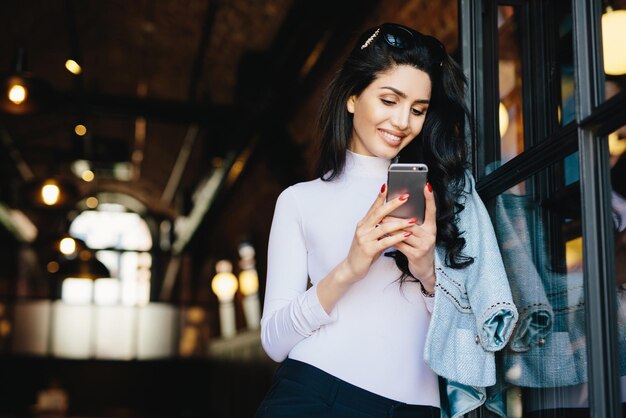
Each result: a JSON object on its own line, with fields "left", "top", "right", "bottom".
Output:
{"left": 386, "top": 163, "right": 428, "bottom": 222}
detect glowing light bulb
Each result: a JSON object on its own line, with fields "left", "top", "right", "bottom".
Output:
{"left": 81, "top": 170, "right": 94, "bottom": 182}
{"left": 499, "top": 102, "right": 509, "bottom": 138}
{"left": 239, "top": 269, "right": 259, "bottom": 296}
{"left": 59, "top": 237, "right": 77, "bottom": 255}
{"left": 74, "top": 124, "right": 87, "bottom": 136}
{"left": 65, "top": 59, "right": 82, "bottom": 75}
{"left": 211, "top": 271, "right": 239, "bottom": 302}
{"left": 8, "top": 84, "right": 27, "bottom": 105}
{"left": 41, "top": 182, "right": 60, "bottom": 205}
{"left": 211, "top": 260, "right": 239, "bottom": 338}
{"left": 85, "top": 197, "right": 98, "bottom": 208}
{"left": 602, "top": 9, "right": 626, "bottom": 75}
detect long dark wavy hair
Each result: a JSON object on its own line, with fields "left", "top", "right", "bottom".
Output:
{"left": 316, "top": 23, "right": 474, "bottom": 275}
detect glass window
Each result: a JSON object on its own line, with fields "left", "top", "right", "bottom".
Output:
{"left": 497, "top": 5, "right": 525, "bottom": 163}
{"left": 608, "top": 128, "right": 626, "bottom": 415}
{"left": 551, "top": 0, "right": 576, "bottom": 127}
{"left": 490, "top": 156, "right": 590, "bottom": 417}
{"left": 69, "top": 203, "right": 153, "bottom": 306}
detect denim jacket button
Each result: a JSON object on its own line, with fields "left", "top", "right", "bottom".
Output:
{"left": 538, "top": 338, "right": 545, "bottom": 347}
{"left": 475, "top": 335, "right": 480, "bottom": 344}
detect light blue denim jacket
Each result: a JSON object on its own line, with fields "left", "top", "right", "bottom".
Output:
{"left": 423, "top": 172, "right": 519, "bottom": 418}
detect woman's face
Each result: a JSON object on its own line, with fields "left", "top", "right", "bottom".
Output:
{"left": 347, "top": 64, "right": 432, "bottom": 159}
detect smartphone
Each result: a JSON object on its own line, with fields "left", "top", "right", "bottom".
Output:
{"left": 386, "top": 163, "right": 428, "bottom": 222}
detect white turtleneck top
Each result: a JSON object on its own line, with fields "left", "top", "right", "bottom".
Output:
{"left": 260, "top": 151, "right": 439, "bottom": 406}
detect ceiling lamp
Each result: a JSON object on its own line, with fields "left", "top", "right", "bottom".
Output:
{"left": 0, "top": 47, "right": 52, "bottom": 114}
{"left": 8, "top": 82, "right": 27, "bottom": 104}
{"left": 74, "top": 124, "right": 87, "bottom": 136}
{"left": 24, "top": 176, "right": 78, "bottom": 209}
{"left": 602, "top": 7, "right": 626, "bottom": 75}
{"left": 64, "top": 59, "right": 82, "bottom": 75}
{"left": 59, "top": 237, "right": 77, "bottom": 256}
{"left": 41, "top": 180, "right": 61, "bottom": 206}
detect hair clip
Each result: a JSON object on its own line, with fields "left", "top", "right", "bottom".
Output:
{"left": 360, "top": 28, "right": 380, "bottom": 50}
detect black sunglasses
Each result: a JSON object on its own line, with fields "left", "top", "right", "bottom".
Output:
{"left": 362, "top": 23, "right": 446, "bottom": 67}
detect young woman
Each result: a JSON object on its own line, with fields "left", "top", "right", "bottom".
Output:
{"left": 256, "top": 23, "right": 516, "bottom": 418}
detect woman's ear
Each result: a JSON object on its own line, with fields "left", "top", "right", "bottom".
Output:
{"left": 346, "top": 95, "right": 356, "bottom": 114}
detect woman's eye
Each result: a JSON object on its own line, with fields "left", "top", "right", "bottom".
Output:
{"left": 412, "top": 108, "right": 424, "bottom": 116}
{"left": 381, "top": 98, "right": 396, "bottom": 105}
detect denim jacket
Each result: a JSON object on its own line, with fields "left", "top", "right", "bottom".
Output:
{"left": 423, "top": 172, "right": 519, "bottom": 418}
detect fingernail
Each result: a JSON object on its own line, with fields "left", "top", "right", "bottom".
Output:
{"left": 381, "top": 183, "right": 386, "bottom": 194}
{"left": 427, "top": 182, "right": 432, "bottom": 193}
{"left": 399, "top": 194, "right": 410, "bottom": 201}
{"left": 403, "top": 231, "right": 413, "bottom": 237}
{"left": 408, "top": 217, "right": 419, "bottom": 224}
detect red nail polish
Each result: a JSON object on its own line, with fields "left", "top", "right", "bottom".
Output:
{"left": 403, "top": 231, "right": 413, "bottom": 237}
{"left": 381, "top": 183, "right": 386, "bottom": 194}
{"left": 399, "top": 194, "right": 409, "bottom": 201}
{"left": 427, "top": 182, "right": 432, "bottom": 193}
{"left": 408, "top": 217, "right": 419, "bottom": 224}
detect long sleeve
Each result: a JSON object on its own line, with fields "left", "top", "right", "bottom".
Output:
{"left": 260, "top": 187, "right": 336, "bottom": 362}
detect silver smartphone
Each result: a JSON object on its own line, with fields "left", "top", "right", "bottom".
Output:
{"left": 386, "top": 163, "right": 428, "bottom": 222}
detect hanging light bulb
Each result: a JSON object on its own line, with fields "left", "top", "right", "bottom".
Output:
{"left": 211, "top": 260, "right": 239, "bottom": 338}
{"left": 59, "top": 237, "right": 77, "bottom": 256}
{"left": 602, "top": 8, "right": 626, "bottom": 75}
{"left": 211, "top": 261, "right": 239, "bottom": 303}
{"left": 8, "top": 82, "right": 27, "bottom": 105}
{"left": 0, "top": 47, "right": 52, "bottom": 114}
{"left": 41, "top": 181, "right": 61, "bottom": 206}
{"left": 65, "top": 59, "right": 82, "bottom": 75}
{"left": 74, "top": 124, "right": 87, "bottom": 136}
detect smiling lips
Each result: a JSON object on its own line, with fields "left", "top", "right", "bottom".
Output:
{"left": 378, "top": 128, "right": 404, "bottom": 147}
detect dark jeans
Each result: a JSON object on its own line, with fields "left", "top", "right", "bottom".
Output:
{"left": 254, "top": 358, "right": 440, "bottom": 418}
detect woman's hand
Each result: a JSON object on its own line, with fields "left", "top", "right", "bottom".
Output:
{"left": 317, "top": 183, "right": 419, "bottom": 314}
{"left": 385, "top": 182, "right": 437, "bottom": 292}
{"left": 340, "top": 184, "right": 419, "bottom": 284}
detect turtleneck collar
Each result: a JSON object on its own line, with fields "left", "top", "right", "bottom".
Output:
{"left": 344, "top": 150, "right": 391, "bottom": 179}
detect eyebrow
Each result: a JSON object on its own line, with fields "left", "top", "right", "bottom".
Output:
{"left": 380, "top": 86, "right": 430, "bottom": 104}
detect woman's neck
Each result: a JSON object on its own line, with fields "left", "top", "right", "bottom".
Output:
{"left": 344, "top": 150, "right": 390, "bottom": 179}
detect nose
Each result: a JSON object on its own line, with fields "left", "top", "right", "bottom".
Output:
{"left": 390, "top": 106, "right": 410, "bottom": 131}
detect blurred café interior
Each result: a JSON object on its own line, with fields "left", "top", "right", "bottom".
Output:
{"left": 1, "top": 0, "right": 625, "bottom": 417}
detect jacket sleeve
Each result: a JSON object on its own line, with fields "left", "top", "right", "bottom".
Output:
{"left": 260, "top": 187, "right": 336, "bottom": 362}
{"left": 494, "top": 193, "right": 553, "bottom": 352}
{"left": 436, "top": 172, "right": 518, "bottom": 352}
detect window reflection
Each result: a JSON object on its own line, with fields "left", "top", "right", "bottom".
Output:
{"left": 609, "top": 127, "right": 626, "bottom": 417}
{"left": 555, "top": 1, "right": 575, "bottom": 127}
{"left": 601, "top": 6, "right": 626, "bottom": 95}
{"left": 491, "top": 159, "right": 591, "bottom": 417}
{"left": 498, "top": 5, "right": 525, "bottom": 163}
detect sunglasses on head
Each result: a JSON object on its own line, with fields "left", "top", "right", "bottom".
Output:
{"left": 361, "top": 23, "right": 446, "bottom": 67}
